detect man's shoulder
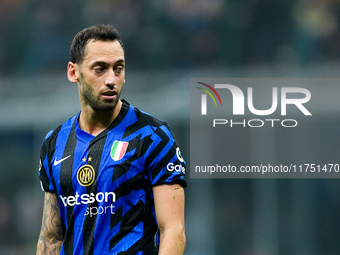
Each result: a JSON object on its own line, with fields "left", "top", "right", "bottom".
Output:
{"left": 135, "top": 108, "right": 167, "bottom": 129}
{"left": 122, "top": 100, "right": 174, "bottom": 141}
{"left": 43, "top": 114, "right": 78, "bottom": 143}
{"left": 125, "top": 100, "right": 167, "bottom": 130}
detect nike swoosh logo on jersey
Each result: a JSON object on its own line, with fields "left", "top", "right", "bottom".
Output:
{"left": 53, "top": 155, "right": 71, "bottom": 166}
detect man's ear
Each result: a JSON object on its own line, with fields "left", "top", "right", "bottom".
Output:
{"left": 67, "top": 62, "right": 80, "bottom": 83}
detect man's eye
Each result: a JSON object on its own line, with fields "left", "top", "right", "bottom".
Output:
{"left": 95, "top": 67, "right": 105, "bottom": 73}
{"left": 115, "top": 66, "right": 124, "bottom": 73}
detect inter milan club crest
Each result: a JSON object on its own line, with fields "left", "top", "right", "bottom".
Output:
{"left": 77, "top": 165, "right": 95, "bottom": 187}
{"left": 111, "top": 141, "right": 129, "bottom": 161}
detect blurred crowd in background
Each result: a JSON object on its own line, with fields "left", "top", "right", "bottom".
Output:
{"left": 1, "top": 0, "right": 340, "bottom": 77}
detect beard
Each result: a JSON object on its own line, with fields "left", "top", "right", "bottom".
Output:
{"left": 78, "top": 72, "right": 122, "bottom": 112}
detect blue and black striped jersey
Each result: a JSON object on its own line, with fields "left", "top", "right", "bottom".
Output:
{"left": 38, "top": 100, "right": 186, "bottom": 255}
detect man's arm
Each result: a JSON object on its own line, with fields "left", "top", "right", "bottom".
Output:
{"left": 153, "top": 183, "right": 186, "bottom": 255}
{"left": 36, "top": 191, "right": 64, "bottom": 255}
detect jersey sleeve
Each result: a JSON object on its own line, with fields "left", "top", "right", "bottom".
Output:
{"left": 146, "top": 123, "right": 186, "bottom": 188}
{"left": 38, "top": 130, "right": 56, "bottom": 193}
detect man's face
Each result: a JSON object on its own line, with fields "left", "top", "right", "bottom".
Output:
{"left": 77, "top": 39, "right": 125, "bottom": 112}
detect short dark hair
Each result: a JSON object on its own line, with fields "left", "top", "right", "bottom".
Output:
{"left": 69, "top": 24, "right": 123, "bottom": 64}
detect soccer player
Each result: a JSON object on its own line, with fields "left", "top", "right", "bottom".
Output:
{"left": 36, "top": 24, "right": 186, "bottom": 255}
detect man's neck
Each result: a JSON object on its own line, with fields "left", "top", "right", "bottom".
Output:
{"left": 78, "top": 100, "right": 122, "bottom": 137}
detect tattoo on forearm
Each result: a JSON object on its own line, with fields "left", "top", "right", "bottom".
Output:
{"left": 37, "top": 193, "right": 63, "bottom": 254}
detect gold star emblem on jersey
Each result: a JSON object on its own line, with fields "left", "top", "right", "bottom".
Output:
{"left": 77, "top": 164, "right": 95, "bottom": 187}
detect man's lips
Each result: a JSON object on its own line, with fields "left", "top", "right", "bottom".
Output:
{"left": 101, "top": 90, "right": 117, "bottom": 100}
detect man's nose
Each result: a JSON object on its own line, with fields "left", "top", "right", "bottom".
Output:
{"left": 105, "top": 69, "right": 117, "bottom": 87}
